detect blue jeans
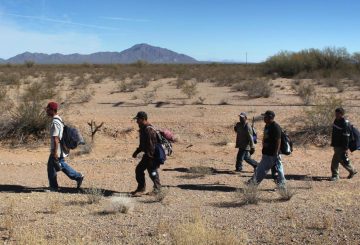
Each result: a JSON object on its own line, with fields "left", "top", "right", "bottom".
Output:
{"left": 252, "top": 154, "right": 286, "bottom": 186}
{"left": 236, "top": 149, "right": 258, "bottom": 170}
{"left": 272, "top": 156, "right": 286, "bottom": 186}
{"left": 47, "top": 155, "right": 82, "bottom": 188}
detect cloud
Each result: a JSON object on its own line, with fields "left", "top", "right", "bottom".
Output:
{"left": 4, "top": 13, "right": 123, "bottom": 31}
{"left": 0, "top": 21, "right": 103, "bottom": 58}
{"left": 100, "top": 16, "right": 150, "bottom": 22}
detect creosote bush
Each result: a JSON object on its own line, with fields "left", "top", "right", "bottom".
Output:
{"left": 181, "top": 81, "right": 198, "bottom": 99}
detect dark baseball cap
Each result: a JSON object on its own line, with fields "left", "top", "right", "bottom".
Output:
{"left": 262, "top": 110, "right": 275, "bottom": 119}
{"left": 133, "top": 111, "right": 148, "bottom": 120}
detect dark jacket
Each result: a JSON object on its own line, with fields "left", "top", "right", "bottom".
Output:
{"left": 234, "top": 122, "right": 254, "bottom": 151}
{"left": 331, "top": 118, "right": 350, "bottom": 149}
{"left": 137, "top": 124, "right": 158, "bottom": 159}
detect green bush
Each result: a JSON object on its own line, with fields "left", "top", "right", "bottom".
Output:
{"left": 263, "top": 47, "right": 351, "bottom": 77}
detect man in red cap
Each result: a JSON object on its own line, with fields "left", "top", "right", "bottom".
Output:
{"left": 45, "top": 102, "right": 84, "bottom": 191}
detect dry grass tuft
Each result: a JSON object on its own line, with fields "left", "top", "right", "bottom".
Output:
{"left": 102, "top": 195, "right": 134, "bottom": 214}
{"left": 188, "top": 166, "right": 214, "bottom": 176}
{"left": 277, "top": 185, "right": 296, "bottom": 201}
{"left": 239, "top": 183, "right": 260, "bottom": 205}
{"left": 85, "top": 186, "right": 104, "bottom": 204}
{"left": 171, "top": 214, "right": 247, "bottom": 245}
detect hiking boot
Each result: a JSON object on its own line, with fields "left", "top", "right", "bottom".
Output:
{"left": 347, "top": 171, "right": 358, "bottom": 179}
{"left": 76, "top": 174, "right": 84, "bottom": 189}
{"left": 330, "top": 176, "right": 339, "bottom": 181}
{"left": 131, "top": 189, "right": 146, "bottom": 197}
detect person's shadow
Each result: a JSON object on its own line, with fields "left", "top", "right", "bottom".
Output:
{"left": 0, "top": 184, "right": 120, "bottom": 196}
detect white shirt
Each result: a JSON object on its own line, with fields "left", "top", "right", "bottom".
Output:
{"left": 50, "top": 115, "right": 65, "bottom": 158}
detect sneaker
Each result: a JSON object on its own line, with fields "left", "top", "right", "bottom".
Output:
{"left": 330, "top": 176, "right": 339, "bottom": 181}
{"left": 76, "top": 174, "right": 84, "bottom": 189}
{"left": 347, "top": 171, "right": 358, "bottom": 179}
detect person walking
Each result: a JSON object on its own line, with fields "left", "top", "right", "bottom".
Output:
{"left": 248, "top": 110, "right": 286, "bottom": 187}
{"left": 234, "top": 112, "right": 257, "bottom": 172}
{"left": 131, "top": 111, "right": 161, "bottom": 196}
{"left": 45, "top": 102, "right": 84, "bottom": 191}
{"left": 330, "top": 107, "right": 357, "bottom": 181}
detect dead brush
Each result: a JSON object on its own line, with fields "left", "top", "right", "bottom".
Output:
{"left": 181, "top": 81, "right": 198, "bottom": 99}
{"left": 277, "top": 185, "right": 296, "bottom": 201}
{"left": 239, "top": 182, "right": 260, "bottom": 205}
{"left": 188, "top": 166, "right": 214, "bottom": 176}
{"left": 153, "top": 187, "right": 169, "bottom": 203}
{"left": 3, "top": 202, "right": 18, "bottom": 241}
{"left": 171, "top": 213, "right": 246, "bottom": 245}
{"left": 102, "top": 195, "right": 134, "bottom": 214}
{"left": 85, "top": 186, "right": 104, "bottom": 204}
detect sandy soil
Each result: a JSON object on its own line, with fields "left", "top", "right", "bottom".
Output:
{"left": 0, "top": 77, "right": 360, "bottom": 244}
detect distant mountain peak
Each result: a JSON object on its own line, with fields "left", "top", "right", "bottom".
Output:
{"left": 2, "top": 44, "right": 198, "bottom": 64}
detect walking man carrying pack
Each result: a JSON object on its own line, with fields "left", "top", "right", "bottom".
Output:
{"left": 330, "top": 107, "right": 357, "bottom": 181}
{"left": 248, "top": 110, "right": 286, "bottom": 187}
{"left": 131, "top": 111, "right": 161, "bottom": 196}
{"left": 45, "top": 102, "right": 84, "bottom": 191}
{"left": 234, "top": 112, "right": 257, "bottom": 172}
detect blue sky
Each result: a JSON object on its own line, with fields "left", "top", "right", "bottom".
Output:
{"left": 0, "top": 0, "right": 359, "bottom": 62}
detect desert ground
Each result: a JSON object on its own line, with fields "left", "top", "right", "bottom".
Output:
{"left": 0, "top": 67, "right": 360, "bottom": 244}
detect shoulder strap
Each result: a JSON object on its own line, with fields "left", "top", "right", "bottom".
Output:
{"left": 53, "top": 117, "right": 64, "bottom": 126}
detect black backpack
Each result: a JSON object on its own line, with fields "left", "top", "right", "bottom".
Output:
{"left": 280, "top": 129, "right": 293, "bottom": 155}
{"left": 349, "top": 124, "right": 360, "bottom": 152}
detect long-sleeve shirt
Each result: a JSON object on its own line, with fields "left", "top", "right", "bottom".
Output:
{"left": 234, "top": 122, "right": 255, "bottom": 151}
{"left": 137, "top": 124, "right": 157, "bottom": 158}
{"left": 331, "top": 118, "right": 350, "bottom": 149}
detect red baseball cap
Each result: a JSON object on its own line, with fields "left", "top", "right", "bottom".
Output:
{"left": 46, "top": 102, "right": 58, "bottom": 110}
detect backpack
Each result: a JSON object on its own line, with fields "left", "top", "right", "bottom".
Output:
{"left": 53, "top": 118, "right": 85, "bottom": 151}
{"left": 349, "top": 124, "right": 360, "bottom": 152}
{"left": 147, "top": 126, "right": 174, "bottom": 164}
{"left": 280, "top": 129, "right": 293, "bottom": 155}
{"left": 251, "top": 117, "right": 258, "bottom": 144}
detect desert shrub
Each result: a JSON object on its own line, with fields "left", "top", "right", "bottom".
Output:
{"left": 277, "top": 186, "right": 296, "bottom": 201}
{"left": 291, "top": 96, "right": 343, "bottom": 146}
{"left": 245, "top": 80, "right": 272, "bottom": 98}
{"left": 263, "top": 47, "right": 351, "bottom": 77}
{"left": 0, "top": 73, "right": 20, "bottom": 86}
{"left": 142, "top": 91, "right": 156, "bottom": 104}
{"left": 188, "top": 166, "right": 214, "bottom": 175}
{"left": 22, "top": 82, "right": 56, "bottom": 102}
{"left": 240, "top": 183, "right": 260, "bottom": 205}
{"left": 102, "top": 195, "right": 134, "bottom": 214}
{"left": 305, "top": 96, "right": 342, "bottom": 135}
{"left": 24, "top": 60, "right": 35, "bottom": 68}
{"left": 85, "top": 186, "right": 104, "bottom": 204}
{"left": 322, "top": 77, "right": 345, "bottom": 92}
{"left": 175, "top": 78, "right": 187, "bottom": 89}
{"left": 171, "top": 214, "right": 245, "bottom": 245}
{"left": 0, "top": 101, "right": 50, "bottom": 143}
{"left": 181, "top": 81, "right": 198, "bottom": 99}
{"left": 294, "top": 82, "right": 316, "bottom": 105}
{"left": 193, "top": 96, "right": 206, "bottom": 105}
{"left": 72, "top": 75, "right": 90, "bottom": 89}
{"left": 68, "top": 89, "right": 94, "bottom": 103}
{"left": 117, "top": 81, "right": 137, "bottom": 92}
{"left": 153, "top": 187, "right": 169, "bottom": 203}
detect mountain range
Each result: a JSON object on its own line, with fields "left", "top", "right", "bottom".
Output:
{"left": 0, "top": 44, "right": 198, "bottom": 64}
